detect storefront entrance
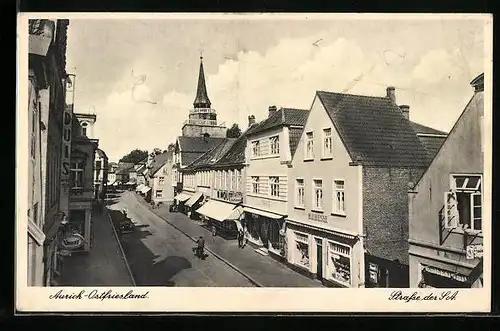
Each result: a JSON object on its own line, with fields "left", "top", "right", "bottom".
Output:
{"left": 69, "top": 210, "right": 86, "bottom": 236}
{"left": 316, "top": 238, "right": 323, "bottom": 280}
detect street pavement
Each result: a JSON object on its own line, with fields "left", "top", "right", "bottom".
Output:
{"left": 59, "top": 202, "right": 134, "bottom": 286}
{"left": 119, "top": 191, "right": 323, "bottom": 287}
{"left": 106, "top": 191, "right": 255, "bottom": 287}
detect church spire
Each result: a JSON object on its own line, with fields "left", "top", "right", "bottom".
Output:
{"left": 193, "top": 56, "right": 211, "bottom": 109}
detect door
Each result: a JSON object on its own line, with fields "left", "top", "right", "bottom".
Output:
{"left": 316, "top": 239, "right": 323, "bottom": 279}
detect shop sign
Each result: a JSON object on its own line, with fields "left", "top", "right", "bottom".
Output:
{"left": 228, "top": 192, "right": 243, "bottom": 203}
{"left": 424, "top": 266, "right": 468, "bottom": 283}
{"left": 466, "top": 244, "right": 483, "bottom": 259}
{"left": 308, "top": 212, "right": 328, "bottom": 223}
{"left": 369, "top": 263, "right": 379, "bottom": 283}
{"left": 59, "top": 233, "right": 85, "bottom": 250}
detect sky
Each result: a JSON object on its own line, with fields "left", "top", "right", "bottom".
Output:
{"left": 65, "top": 15, "right": 488, "bottom": 162}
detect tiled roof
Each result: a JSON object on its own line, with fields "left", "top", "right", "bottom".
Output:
{"left": 116, "top": 162, "right": 135, "bottom": 174}
{"left": 417, "top": 136, "right": 447, "bottom": 160}
{"left": 410, "top": 121, "right": 447, "bottom": 136}
{"left": 289, "top": 127, "right": 305, "bottom": 157}
{"left": 148, "top": 151, "right": 172, "bottom": 177}
{"left": 247, "top": 108, "right": 309, "bottom": 136}
{"left": 317, "top": 91, "right": 431, "bottom": 168}
{"left": 178, "top": 136, "right": 226, "bottom": 152}
{"left": 96, "top": 149, "right": 108, "bottom": 159}
{"left": 185, "top": 138, "right": 236, "bottom": 170}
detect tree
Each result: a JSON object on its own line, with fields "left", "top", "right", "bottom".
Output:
{"left": 152, "top": 148, "right": 162, "bottom": 155}
{"left": 167, "top": 143, "right": 175, "bottom": 152}
{"left": 226, "top": 123, "right": 242, "bottom": 138}
{"left": 119, "top": 149, "right": 148, "bottom": 164}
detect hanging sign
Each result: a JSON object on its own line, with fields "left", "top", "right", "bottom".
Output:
{"left": 59, "top": 232, "right": 85, "bottom": 250}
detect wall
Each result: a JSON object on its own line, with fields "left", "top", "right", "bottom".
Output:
{"left": 408, "top": 91, "right": 483, "bottom": 286}
{"left": 152, "top": 162, "right": 174, "bottom": 202}
{"left": 288, "top": 96, "right": 362, "bottom": 234}
{"left": 245, "top": 126, "right": 288, "bottom": 215}
{"left": 363, "top": 166, "right": 424, "bottom": 266}
{"left": 181, "top": 124, "right": 227, "bottom": 138}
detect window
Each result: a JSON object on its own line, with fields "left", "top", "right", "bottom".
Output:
{"left": 251, "top": 176, "right": 259, "bottom": 194}
{"left": 270, "top": 136, "right": 280, "bottom": 155}
{"left": 333, "top": 180, "right": 345, "bottom": 215}
{"left": 295, "top": 179, "right": 305, "bottom": 207}
{"left": 231, "top": 170, "right": 236, "bottom": 191}
{"left": 269, "top": 176, "right": 280, "bottom": 197}
{"left": 313, "top": 179, "right": 323, "bottom": 211}
{"left": 251, "top": 140, "right": 260, "bottom": 157}
{"left": 328, "top": 241, "right": 351, "bottom": 286}
{"left": 159, "top": 176, "right": 165, "bottom": 185}
{"left": 322, "top": 128, "right": 332, "bottom": 158}
{"left": 33, "top": 202, "right": 39, "bottom": 227}
{"left": 444, "top": 175, "right": 482, "bottom": 231}
{"left": 156, "top": 190, "right": 163, "bottom": 198}
{"left": 95, "top": 161, "right": 102, "bottom": 170}
{"left": 294, "top": 232, "right": 310, "bottom": 267}
{"left": 81, "top": 122, "right": 88, "bottom": 136}
{"left": 236, "top": 170, "right": 242, "bottom": 191}
{"left": 305, "top": 131, "right": 314, "bottom": 159}
{"left": 70, "top": 161, "right": 84, "bottom": 189}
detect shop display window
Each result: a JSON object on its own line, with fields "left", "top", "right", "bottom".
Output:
{"left": 328, "top": 241, "right": 351, "bottom": 286}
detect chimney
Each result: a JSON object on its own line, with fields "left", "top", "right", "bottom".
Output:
{"left": 399, "top": 105, "right": 410, "bottom": 120}
{"left": 386, "top": 86, "right": 396, "bottom": 103}
{"left": 248, "top": 115, "right": 256, "bottom": 127}
{"left": 268, "top": 105, "right": 277, "bottom": 118}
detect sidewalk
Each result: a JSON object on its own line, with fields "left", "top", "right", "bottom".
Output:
{"left": 59, "top": 203, "right": 135, "bottom": 286}
{"left": 134, "top": 193, "right": 323, "bottom": 287}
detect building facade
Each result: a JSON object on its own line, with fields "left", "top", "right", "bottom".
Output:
{"left": 408, "top": 73, "right": 484, "bottom": 288}
{"left": 244, "top": 107, "right": 308, "bottom": 258}
{"left": 68, "top": 118, "right": 98, "bottom": 252}
{"left": 286, "top": 88, "right": 441, "bottom": 288}
{"left": 28, "top": 18, "right": 70, "bottom": 286}
{"left": 147, "top": 151, "right": 174, "bottom": 205}
{"left": 94, "top": 149, "right": 109, "bottom": 200}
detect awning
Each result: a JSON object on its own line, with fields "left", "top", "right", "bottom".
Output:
{"left": 125, "top": 181, "right": 135, "bottom": 185}
{"left": 136, "top": 184, "right": 144, "bottom": 191}
{"left": 243, "top": 206, "right": 284, "bottom": 220}
{"left": 174, "top": 193, "right": 192, "bottom": 202}
{"left": 196, "top": 200, "right": 243, "bottom": 222}
{"left": 141, "top": 186, "right": 151, "bottom": 193}
{"left": 185, "top": 192, "right": 203, "bottom": 207}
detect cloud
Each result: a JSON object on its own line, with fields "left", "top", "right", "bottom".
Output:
{"left": 90, "top": 34, "right": 483, "bottom": 162}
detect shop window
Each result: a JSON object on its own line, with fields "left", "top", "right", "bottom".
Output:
{"left": 269, "top": 176, "right": 280, "bottom": 197}
{"left": 70, "top": 161, "right": 84, "bottom": 189}
{"left": 251, "top": 176, "right": 259, "bottom": 194}
{"left": 444, "top": 175, "right": 482, "bottom": 231}
{"left": 268, "top": 220, "right": 282, "bottom": 249}
{"left": 313, "top": 179, "right": 323, "bottom": 211}
{"left": 305, "top": 131, "right": 314, "bottom": 159}
{"left": 295, "top": 178, "right": 305, "bottom": 207}
{"left": 419, "top": 265, "right": 470, "bottom": 288}
{"left": 333, "top": 180, "right": 345, "bottom": 215}
{"left": 269, "top": 135, "right": 280, "bottom": 155}
{"left": 328, "top": 241, "right": 351, "bottom": 286}
{"left": 156, "top": 190, "right": 163, "bottom": 198}
{"left": 159, "top": 176, "right": 165, "bottom": 185}
{"left": 322, "top": 128, "right": 332, "bottom": 158}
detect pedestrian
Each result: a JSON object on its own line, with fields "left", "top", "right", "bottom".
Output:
{"left": 212, "top": 225, "right": 217, "bottom": 237}
{"left": 196, "top": 236, "right": 205, "bottom": 259}
{"left": 237, "top": 229, "right": 244, "bottom": 248}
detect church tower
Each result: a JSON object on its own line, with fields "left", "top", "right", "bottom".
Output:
{"left": 181, "top": 56, "right": 227, "bottom": 138}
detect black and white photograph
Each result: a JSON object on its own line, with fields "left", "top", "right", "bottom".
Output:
{"left": 16, "top": 13, "right": 492, "bottom": 312}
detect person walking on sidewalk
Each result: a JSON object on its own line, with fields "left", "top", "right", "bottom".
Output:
{"left": 195, "top": 236, "right": 205, "bottom": 259}
{"left": 237, "top": 229, "right": 244, "bottom": 248}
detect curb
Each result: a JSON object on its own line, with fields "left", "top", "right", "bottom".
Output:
{"left": 102, "top": 203, "right": 137, "bottom": 286}
{"left": 134, "top": 194, "right": 264, "bottom": 287}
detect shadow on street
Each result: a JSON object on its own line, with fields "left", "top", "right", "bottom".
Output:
{"left": 108, "top": 209, "right": 193, "bottom": 286}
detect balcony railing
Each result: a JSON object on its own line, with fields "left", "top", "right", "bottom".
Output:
{"left": 215, "top": 189, "right": 243, "bottom": 203}
{"left": 183, "top": 119, "right": 218, "bottom": 126}
{"left": 189, "top": 108, "right": 216, "bottom": 115}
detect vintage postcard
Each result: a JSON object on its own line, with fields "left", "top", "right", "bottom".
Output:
{"left": 16, "top": 13, "right": 492, "bottom": 313}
